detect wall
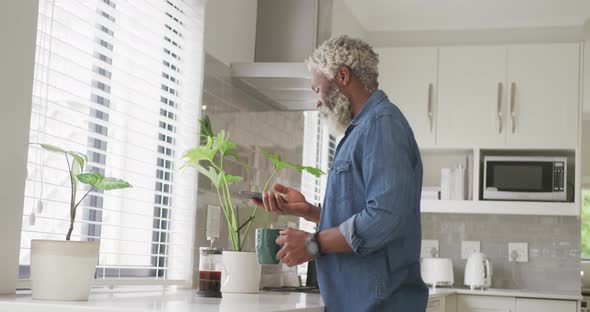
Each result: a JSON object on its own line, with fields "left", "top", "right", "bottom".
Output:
{"left": 192, "top": 54, "right": 305, "bottom": 286}
{"left": 422, "top": 214, "right": 581, "bottom": 292}
{"left": 0, "top": 1, "right": 38, "bottom": 294}
{"left": 330, "top": 0, "right": 366, "bottom": 40}
{"left": 204, "top": 0, "right": 258, "bottom": 66}
{"left": 584, "top": 121, "right": 590, "bottom": 185}
{"left": 584, "top": 21, "right": 590, "bottom": 113}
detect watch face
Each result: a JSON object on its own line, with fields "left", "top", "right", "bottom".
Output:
{"left": 306, "top": 237, "right": 319, "bottom": 256}
{"left": 310, "top": 242, "right": 318, "bottom": 254}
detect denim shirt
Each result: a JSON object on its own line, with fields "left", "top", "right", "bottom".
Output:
{"left": 316, "top": 90, "right": 428, "bottom": 312}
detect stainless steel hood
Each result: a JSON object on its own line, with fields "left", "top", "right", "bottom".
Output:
{"left": 230, "top": 62, "right": 316, "bottom": 111}
{"left": 228, "top": 0, "right": 332, "bottom": 111}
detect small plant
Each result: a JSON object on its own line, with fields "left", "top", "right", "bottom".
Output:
{"left": 181, "top": 115, "right": 324, "bottom": 251}
{"left": 37, "top": 144, "right": 132, "bottom": 240}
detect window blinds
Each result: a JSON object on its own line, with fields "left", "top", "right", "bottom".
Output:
{"left": 20, "top": 0, "right": 204, "bottom": 286}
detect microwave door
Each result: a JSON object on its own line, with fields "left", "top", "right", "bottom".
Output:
{"left": 485, "top": 161, "right": 556, "bottom": 201}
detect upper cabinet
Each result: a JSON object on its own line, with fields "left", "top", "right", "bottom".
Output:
{"left": 505, "top": 44, "right": 580, "bottom": 148}
{"left": 378, "top": 43, "right": 581, "bottom": 149}
{"left": 437, "top": 46, "right": 508, "bottom": 147}
{"left": 377, "top": 47, "right": 438, "bottom": 146}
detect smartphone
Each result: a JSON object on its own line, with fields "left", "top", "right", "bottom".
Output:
{"left": 239, "top": 191, "right": 263, "bottom": 202}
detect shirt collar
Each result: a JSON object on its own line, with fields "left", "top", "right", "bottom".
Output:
{"left": 349, "top": 90, "right": 387, "bottom": 126}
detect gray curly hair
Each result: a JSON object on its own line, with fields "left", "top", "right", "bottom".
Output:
{"left": 306, "top": 35, "right": 379, "bottom": 92}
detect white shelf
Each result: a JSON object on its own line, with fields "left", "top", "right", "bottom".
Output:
{"left": 421, "top": 199, "right": 579, "bottom": 216}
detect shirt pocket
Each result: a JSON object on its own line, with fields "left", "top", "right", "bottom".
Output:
{"left": 328, "top": 160, "right": 352, "bottom": 203}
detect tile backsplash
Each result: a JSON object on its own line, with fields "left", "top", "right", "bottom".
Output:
{"left": 421, "top": 213, "right": 581, "bottom": 292}
{"left": 192, "top": 54, "right": 304, "bottom": 286}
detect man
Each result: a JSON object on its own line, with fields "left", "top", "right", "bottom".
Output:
{"left": 251, "top": 35, "right": 428, "bottom": 312}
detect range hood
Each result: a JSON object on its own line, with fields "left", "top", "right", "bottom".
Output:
{"left": 230, "top": 62, "right": 316, "bottom": 111}
{"left": 228, "top": 0, "right": 330, "bottom": 111}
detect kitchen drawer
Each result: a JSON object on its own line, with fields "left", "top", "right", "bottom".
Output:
{"left": 516, "top": 298, "right": 577, "bottom": 312}
{"left": 428, "top": 296, "right": 446, "bottom": 312}
{"left": 458, "top": 295, "right": 515, "bottom": 312}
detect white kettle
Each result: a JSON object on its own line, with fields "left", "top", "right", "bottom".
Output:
{"left": 464, "top": 252, "right": 492, "bottom": 290}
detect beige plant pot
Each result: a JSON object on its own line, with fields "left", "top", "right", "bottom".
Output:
{"left": 31, "top": 240, "right": 99, "bottom": 301}
{"left": 221, "top": 251, "right": 261, "bottom": 294}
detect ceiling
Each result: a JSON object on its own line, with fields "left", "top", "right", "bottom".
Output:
{"left": 343, "top": 0, "right": 590, "bottom": 32}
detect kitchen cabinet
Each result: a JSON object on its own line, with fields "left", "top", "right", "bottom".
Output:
{"left": 376, "top": 43, "right": 581, "bottom": 148}
{"left": 427, "top": 296, "right": 446, "bottom": 312}
{"left": 515, "top": 298, "right": 577, "bottom": 312}
{"left": 377, "top": 47, "right": 438, "bottom": 146}
{"left": 458, "top": 295, "right": 515, "bottom": 312}
{"left": 437, "top": 46, "right": 508, "bottom": 147}
{"left": 436, "top": 43, "right": 580, "bottom": 148}
{"left": 505, "top": 44, "right": 580, "bottom": 148}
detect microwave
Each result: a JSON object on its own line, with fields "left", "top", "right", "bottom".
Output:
{"left": 483, "top": 156, "right": 567, "bottom": 202}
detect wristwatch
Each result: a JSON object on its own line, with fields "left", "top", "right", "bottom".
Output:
{"left": 305, "top": 232, "right": 321, "bottom": 258}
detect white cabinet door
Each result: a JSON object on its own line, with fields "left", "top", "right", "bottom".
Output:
{"left": 437, "top": 46, "right": 508, "bottom": 147}
{"left": 515, "top": 298, "right": 577, "bottom": 312}
{"left": 427, "top": 296, "right": 446, "bottom": 312}
{"left": 506, "top": 43, "right": 580, "bottom": 148}
{"left": 458, "top": 295, "right": 515, "bottom": 312}
{"left": 377, "top": 47, "right": 438, "bottom": 146}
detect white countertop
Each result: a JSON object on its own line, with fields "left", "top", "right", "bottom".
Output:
{"left": 0, "top": 287, "right": 581, "bottom": 312}
{"left": 0, "top": 288, "right": 324, "bottom": 312}
{"left": 428, "top": 287, "right": 582, "bottom": 301}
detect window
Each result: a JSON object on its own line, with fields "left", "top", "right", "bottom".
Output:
{"left": 582, "top": 190, "right": 590, "bottom": 258}
{"left": 21, "top": 0, "right": 204, "bottom": 286}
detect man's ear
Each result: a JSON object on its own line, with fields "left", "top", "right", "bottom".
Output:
{"left": 338, "top": 66, "right": 350, "bottom": 87}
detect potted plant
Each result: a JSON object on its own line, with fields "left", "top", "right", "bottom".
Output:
{"left": 30, "top": 144, "right": 131, "bottom": 301}
{"left": 181, "top": 115, "right": 323, "bottom": 293}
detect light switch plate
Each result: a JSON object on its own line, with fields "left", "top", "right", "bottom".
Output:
{"left": 421, "top": 240, "right": 439, "bottom": 258}
{"left": 461, "top": 241, "right": 480, "bottom": 259}
{"left": 508, "top": 242, "right": 528, "bottom": 262}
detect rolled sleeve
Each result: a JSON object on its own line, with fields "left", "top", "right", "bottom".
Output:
{"left": 339, "top": 113, "right": 418, "bottom": 256}
{"left": 338, "top": 215, "right": 358, "bottom": 252}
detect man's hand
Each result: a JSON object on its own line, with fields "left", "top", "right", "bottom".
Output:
{"left": 250, "top": 184, "right": 320, "bottom": 223}
{"left": 275, "top": 228, "right": 315, "bottom": 267}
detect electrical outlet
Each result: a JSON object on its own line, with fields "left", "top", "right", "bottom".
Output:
{"left": 421, "top": 240, "right": 439, "bottom": 258}
{"left": 508, "top": 242, "right": 528, "bottom": 262}
{"left": 461, "top": 241, "right": 480, "bottom": 259}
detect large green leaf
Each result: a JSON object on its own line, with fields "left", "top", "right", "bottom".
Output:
{"left": 95, "top": 177, "right": 132, "bottom": 190}
{"left": 77, "top": 172, "right": 100, "bottom": 185}
{"left": 180, "top": 136, "right": 217, "bottom": 168}
{"left": 222, "top": 173, "right": 242, "bottom": 185}
{"left": 196, "top": 164, "right": 222, "bottom": 188}
{"left": 39, "top": 143, "right": 68, "bottom": 154}
{"left": 225, "top": 151, "right": 241, "bottom": 161}
{"left": 212, "top": 130, "right": 236, "bottom": 157}
{"left": 70, "top": 153, "right": 87, "bottom": 172}
{"left": 70, "top": 156, "right": 82, "bottom": 189}
{"left": 77, "top": 173, "right": 132, "bottom": 190}
{"left": 258, "top": 146, "right": 297, "bottom": 171}
{"left": 39, "top": 144, "right": 87, "bottom": 172}
{"left": 199, "top": 115, "right": 214, "bottom": 145}
{"left": 297, "top": 165, "right": 325, "bottom": 177}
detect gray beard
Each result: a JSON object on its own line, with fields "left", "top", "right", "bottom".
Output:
{"left": 319, "top": 83, "right": 352, "bottom": 135}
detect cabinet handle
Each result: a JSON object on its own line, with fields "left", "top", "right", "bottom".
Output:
{"left": 428, "top": 83, "right": 434, "bottom": 133}
{"left": 497, "top": 82, "right": 503, "bottom": 134}
{"left": 510, "top": 82, "right": 517, "bottom": 133}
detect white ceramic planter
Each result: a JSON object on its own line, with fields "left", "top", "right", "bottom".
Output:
{"left": 31, "top": 239, "right": 99, "bottom": 301}
{"left": 221, "top": 251, "right": 261, "bottom": 294}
